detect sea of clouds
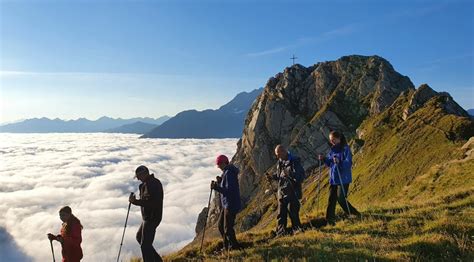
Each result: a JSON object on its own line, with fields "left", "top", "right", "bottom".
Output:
{"left": 0, "top": 133, "right": 238, "bottom": 261}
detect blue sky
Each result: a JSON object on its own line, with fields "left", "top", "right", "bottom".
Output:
{"left": 1, "top": 0, "right": 473, "bottom": 123}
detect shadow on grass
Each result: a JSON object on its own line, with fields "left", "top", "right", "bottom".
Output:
{"left": 250, "top": 242, "right": 394, "bottom": 262}
{"left": 303, "top": 217, "right": 328, "bottom": 230}
{"left": 403, "top": 239, "right": 469, "bottom": 261}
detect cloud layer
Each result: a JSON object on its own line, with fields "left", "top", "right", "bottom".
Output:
{"left": 0, "top": 133, "right": 237, "bottom": 261}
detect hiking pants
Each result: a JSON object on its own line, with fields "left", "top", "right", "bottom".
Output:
{"left": 277, "top": 197, "right": 301, "bottom": 234}
{"left": 326, "top": 184, "right": 360, "bottom": 223}
{"left": 136, "top": 220, "right": 162, "bottom": 262}
{"left": 218, "top": 208, "right": 239, "bottom": 249}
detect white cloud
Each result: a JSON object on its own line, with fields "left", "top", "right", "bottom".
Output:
{"left": 0, "top": 133, "right": 238, "bottom": 261}
{"left": 244, "top": 24, "right": 359, "bottom": 57}
{"left": 245, "top": 47, "right": 289, "bottom": 57}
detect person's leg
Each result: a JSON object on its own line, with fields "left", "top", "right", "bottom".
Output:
{"left": 152, "top": 248, "right": 163, "bottom": 262}
{"left": 140, "top": 220, "right": 159, "bottom": 262}
{"left": 326, "top": 185, "right": 338, "bottom": 225}
{"left": 136, "top": 222, "right": 143, "bottom": 244}
{"left": 224, "top": 208, "right": 239, "bottom": 249}
{"left": 152, "top": 222, "right": 163, "bottom": 262}
{"left": 217, "top": 208, "right": 228, "bottom": 250}
{"left": 153, "top": 249, "right": 163, "bottom": 261}
{"left": 288, "top": 198, "right": 302, "bottom": 231}
{"left": 337, "top": 184, "right": 361, "bottom": 216}
{"left": 276, "top": 198, "right": 288, "bottom": 235}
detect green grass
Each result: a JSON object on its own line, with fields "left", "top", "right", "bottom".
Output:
{"left": 166, "top": 188, "right": 473, "bottom": 261}
{"left": 346, "top": 92, "right": 473, "bottom": 205}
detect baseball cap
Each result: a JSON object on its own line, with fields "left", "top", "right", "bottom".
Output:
{"left": 134, "top": 165, "right": 149, "bottom": 178}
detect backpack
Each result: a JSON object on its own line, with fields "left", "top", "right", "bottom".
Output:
{"left": 290, "top": 157, "right": 305, "bottom": 199}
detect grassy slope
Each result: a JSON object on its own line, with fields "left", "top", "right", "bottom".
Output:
{"left": 348, "top": 92, "right": 473, "bottom": 206}
{"left": 160, "top": 92, "right": 474, "bottom": 261}
{"left": 167, "top": 188, "right": 473, "bottom": 261}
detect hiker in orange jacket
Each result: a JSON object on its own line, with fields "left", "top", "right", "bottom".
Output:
{"left": 47, "top": 206, "right": 83, "bottom": 262}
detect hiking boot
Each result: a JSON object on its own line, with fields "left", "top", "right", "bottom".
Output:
{"left": 214, "top": 247, "right": 227, "bottom": 254}
{"left": 269, "top": 230, "right": 277, "bottom": 238}
{"left": 326, "top": 219, "right": 336, "bottom": 226}
{"left": 214, "top": 242, "right": 230, "bottom": 254}
{"left": 228, "top": 244, "right": 243, "bottom": 251}
{"left": 292, "top": 226, "right": 304, "bottom": 235}
{"left": 274, "top": 230, "right": 288, "bottom": 238}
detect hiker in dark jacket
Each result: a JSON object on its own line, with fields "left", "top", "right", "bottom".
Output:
{"left": 266, "top": 145, "right": 305, "bottom": 236}
{"left": 129, "top": 165, "right": 164, "bottom": 262}
{"left": 211, "top": 155, "right": 241, "bottom": 251}
{"left": 319, "top": 131, "right": 361, "bottom": 225}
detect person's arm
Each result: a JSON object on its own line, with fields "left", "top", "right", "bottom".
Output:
{"left": 265, "top": 171, "right": 278, "bottom": 181}
{"left": 134, "top": 182, "right": 163, "bottom": 208}
{"left": 291, "top": 161, "right": 305, "bottom": 183}
{"left": 214, "top": 172, "right": 230, "bottom": 195}
{"left": 323, "top": 151, "right": 332, "bottom": 167}
{"left": 270, "top": 162, "right": 280, "bottom": 181}
{"left": 341, "top": 146, "right": 352, "bottom": 170}
{"left": 60, "top": 223, "right": 82, "bottom": 249}
{"left": 271, "top": 170, "right": 279, "bottom": 180}
{"left": 225, "top": 172, "right": 239, "bottom": 197}
{"left": 213, "top": 180, "right": 226, "bottom": 195}
{"left": 47, "top": 233, "right": 58, "bottom": 242}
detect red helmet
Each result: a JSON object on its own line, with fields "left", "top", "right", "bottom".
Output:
{"left": 216, "top": 155, "right": 229, "bottom": 165}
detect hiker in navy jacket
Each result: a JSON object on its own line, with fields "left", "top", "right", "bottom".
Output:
{"left": 319, "top": 131, "right": 360, "bottom": 225}
{"left": 266, "top": 145, "right": 305, "bottom": 236}
{"left": 211, "top": 155, "right": 241, "bottom": 251}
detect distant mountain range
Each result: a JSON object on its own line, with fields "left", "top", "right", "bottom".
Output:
{"left": 468, "top": 109, "right": 474, "bottom": 116}
{"left": 0, "top": 116, "right": 170, "bottom": 134}
{"left": 141, "top": 88, "right": 263, "bottom": 138}
{"left": 0, "top": 89, "right": 263, "bottom": 136}
{"left": 103, "top": 121, "right": 159, "bottom": 134}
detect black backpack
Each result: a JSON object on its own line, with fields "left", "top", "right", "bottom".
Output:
{"left": 290, "top": 158, "right": 306, "bottom": 199}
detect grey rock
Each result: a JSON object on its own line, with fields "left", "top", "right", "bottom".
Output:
{"left": 403, "top": 84, "right": 438, "bottom": 120}
{"left": 403, "top": 84, "right": 469, "bottom": 120}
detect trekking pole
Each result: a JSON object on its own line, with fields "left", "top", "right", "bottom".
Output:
{"left": 49, "top": 239, "right": 56, "bottom": 262}
{"left": 117, "top": 192, "right": 133, "bottom": 262}
{"left": 200, "top": 187, "right": 213, "bottom": 254}
{"left": 316, "top": 159, "right": 322, "bottom": 216}
{"left": 334, "top": 164, "right": 351, "bottom": 216}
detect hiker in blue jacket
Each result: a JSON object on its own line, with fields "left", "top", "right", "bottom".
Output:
{"left": 266, "top": 145, "right": 305, "bottom": 236}
{"left": 319, "top": 131, "right": 361, "bottom": 225}
{"left": 211, "top": 155, "right": 241, "bottom": 251}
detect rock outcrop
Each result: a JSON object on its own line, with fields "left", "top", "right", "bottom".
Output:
{"left": 403, "top": 84, "right": 468, "bottom": 120}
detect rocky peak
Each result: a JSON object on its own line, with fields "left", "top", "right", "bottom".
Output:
{"left": 403, "top": 84, "right": 438, "bottom": 120}
{"left": 233, "top": 55, "right": 414, "bottom": 205}
{"left": 403, "top": 84, "right": 469, "bottom": 120}
{"left": 437, "top": 93, "right": 470, "bottom": 118}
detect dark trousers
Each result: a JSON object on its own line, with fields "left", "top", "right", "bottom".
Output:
{"left": 326, "top": 184, "right": 360, "bottom": 223}
{"left": 218, "top": 208, "right": 239, "bottom": 249}
{"left": 136, "top": 220, "right": 162, "bottom": 262}
{"left": 277, "top": 197, "right": 301, "bottom": 234}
